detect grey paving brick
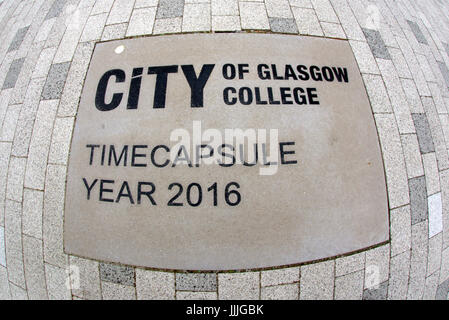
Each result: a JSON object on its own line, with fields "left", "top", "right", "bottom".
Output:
{"left": 329, "top": 0, "right": 364, "bottom": 41}
{"left": 7, "top": 26, "right": 29, "bottom": 52}
{"left": 441, "top": 247, "right": 449, "bottom": 285}
{"left": 211, "top": 16, "right": 240, "bottom": 32}
{"left": 45, "top": 0, "right": 67, "bottom": 20}
{"left": 99, "top": 262, "right": 135, "bottom": 286}
{"left": 261, "top": 267, "right": 300, "bottom": 286}
{"left": 176, "top": 273, "right": 217, "bottom": 292}
{"left": 0, "top": 141, "right": 12, "bottom": 227}
{"left": 388, "top": 250, "right": 410, "bottom": 300}
{"left": 269, "top": 17, "right": 298, "bottom": 34}
{"left": 437, "top": 61, "right": 449, "bottom": 89}
{"left": 427, "top": 233, "right": 442, "bottom": 276}
{"left": 41, "top": 62, "right": 70, "bottom": 100}
{"left": 422, "top": 153, "right": 440, "bottom": 196}
{"left": 239, "top": 2, "right": 270, "bottom": 30}
{"left": 423, "top": 272, "right": 440, "bottom": 300}
{"left": 291, "top": 7, "right": 323, "bottom": 36}
{"left": 401, "top": 134, "right": 424, "bottom": 179}
{"left": 157, "top": 0, "right": 184, "bottom": 18}
{"left": 409, "top": 176, "right": 428, "bottom": 225}
{"left": 321, "top": 22, "right": 345, "bottom": 39}
{"left": 435, "top": 279, "right": 449, "bottom": 300}
{"left": 401, "top": 79, "right": 424, "bottom": 114}
{"left": 2, "top": 58, "right": 25, "bottom": 90}
{"left": 362, "top": 28, "right": 391, "bottom": 60}
{"left": 101, "top": 23, "right": 128, "bottom": 41}
{"left": 407, "top": 20, "right": 428, "bottom": 45}
{"left": 363, "top": 280, "right": 388, "bottom": 300}
{"left": 412, "top": 113, "right": 435, "bottom": 154}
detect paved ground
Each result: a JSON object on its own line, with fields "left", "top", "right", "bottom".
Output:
{"left": 0, "top": 0, "right": 448, "bottom": 300}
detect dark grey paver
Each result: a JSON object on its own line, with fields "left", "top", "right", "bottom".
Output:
{"left": 437, "top": 61, "right": 449, "bottom": 88}
{"left": 2, "top": 58, "right": 25, "bottom": 90}
{"left": 362, "top": 281, "right": 388, "bottom": 300}
{"left": 156, "top": 0, "right": 184, "bottom": 19}
{"left": 407, "top": 20, "right": 428, "bottom": 45}
{"left": 409, "top": 176, "right": 428, "bottom": 225}
{"left": 269, "top": 18, "right": 298, "bottom": 34}
{"left": 435, "top": 279, "right": 449, "bottom": 300}
{"left": 7, "top": 26, "right": 29, "bottom": 52}
{"left": 412, "top": 113, "right": 435, "bottom": 154}
{"left": 362, "top": 28, "right": 391, "bottom": 60}
{"left": 45, "top": 0, "right": 67, "bottom": 20}
{"left": 41, "top": 62, "right": 70, "bottom": 100}
{"left": 176, "top": 273, "right": 217, "bottom": 292}
{"left": 99, "top": 262, "right": 135, "bottom": 286}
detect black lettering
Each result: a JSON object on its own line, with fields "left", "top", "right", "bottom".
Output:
{"left": 131, "top": 145, "right": 147, "bottom": 167}
{"left": 127, "top": 68, "right": 143, "bottom": 109}
{"left": 99, "top": 180, "right": 114, "bottom": 202}
{"left": 257, "top": 64, "right": 271, "bottom": 80}
{"left": 82, "top": 178, "right": 98, "bottom": 200}
{"left": 223, "top": 87, "right": 237, "bottom": 105}
{"left": 307, "top": 88, "right": 320, "bottom": 105}
{"left": 115, "top": 181, "right": 134, "bottom": 204}
{"left": 138, "top": 182, "right": 156, "bottom": 205}
{"left": 280, "top": 142, "right": 298, "bottom": 165}
{"left": 150, "top": 145, "right": 170, "bottom": 168}
{"left": 108, "top": 145, "right": 128, "bottom": 166}
{"left": 86, "top": 144, "right": 100, "bottom": 165}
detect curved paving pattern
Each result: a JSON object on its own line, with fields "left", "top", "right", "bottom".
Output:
{"left": 0, "top": 0, "right": 448, "bottom": 300}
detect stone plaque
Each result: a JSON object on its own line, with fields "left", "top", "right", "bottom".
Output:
{"left": 64, "top": 33, "right": 389, "bottom": 271}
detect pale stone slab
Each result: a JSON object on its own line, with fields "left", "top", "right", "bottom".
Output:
{"left": 65, "top": 34, "right": 389, "bottom": 271}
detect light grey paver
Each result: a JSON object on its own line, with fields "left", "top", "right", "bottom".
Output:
{"left": 363, "top": 28, "right": 391, "bottom": 60}
{"left": 423, "top": 272, "right": 440, "bottom": 299}
{"left": 23, "top": 235, "right": 48, "bottom": 300}
{"left": 41, "top": 62, "right": 70, "bottom": 100}
{"left": 261, "top": 267, "right": 299, "bottom": 287}
{"left": 69, "top": 256, "right": 102, "bottom": 300}
{"left": 48, "top": 117, "right": 74, "bottom": 165}
{"left": 269, "top": 17, "right": 298, "bottom": 34}
{"left": 80, "top": 13, "right": 108, "bottom": 42}
{"left": 261, "top": 283, "right": 299, "bottom": 300}
{"left": 0, "top": 104, "right": 21, "bottom": 142}
{"left": 388, "top": 250, "right": 411, "bottom": 300}
{"left": 437, "top": 61, "right": 449, "bottom": 88}
{"left": 91, "top": 0, "right": 114, "bottom": 15}
{"left": 291, "top": 7, "right": 323, "bottom": 36}
{"left": 43, "top": 164, "right": 68, "bottom": 268}
{"left": 2, "top": 58, "right": 25, "bottom": 90}
{"left": 365, "top": 245, "right": 390, "bottom": 289}
{"left": 4, "top": 200, "right": 25, "bottom": 288}
{"left": 412, "top": 113, "right": 435, "bottom": 154}
{"left": 218, "top": 272, "right": 259, "bottom": 300}
{"left": 101, "top": 281, "right": 136, "bottom": 300}
{"left": 334, "top": 271, "right": 364, "bottom": 300}
{"left": 101, "top": 23, "right": 128, "bottom": 41}
{"left": 126, "top": 7, "right": 157, "bottom": 36}
{"left": 300, "top": 261, "right": 334, "bottom": 300}
{"left": 239, "top": 2, "right": 270, "bottom": 30}
{"left": 349, "top": 40, "right": 380, "bottom": 75}
{"left": 176, "top": 273, "right": 217, "bottom": 292}
{"left": 401, "top": 134, "right": 424, "bottom": 179}
{"left": 156, "top": 0, "right": 184, "bottom": 19}
{"left": 390, "top": 205, "right": 412, "bottom": 256}
{"left": 363, "top": 280, "right": 388, "bottom": 300}
{"left": 153, "top": 17, "right": 182, "bottom": 34}
{"left": 136, "top": 269, "right": 175, "bottom": 300}
{"left": 427, "top": 233, "right": 442, "bottom": 276}
{"left": 374, "top": 114, "right": 410, "bottom": 209}
{"left": 362, "top": 74, "right": 392, "bottom": 114}
{"left": 106, "top": 0, "right": 135, "bottom": 25}
{"left": 22, "top": 188, "right": 44, "bottom": 239}
{"left": 422, "top": 153, "right": 440, "bottom": 196}
{"left": 182, "top": 3, "right": 211, "bottom": 32}
{"left": 407, "top": 20, "right": 428, "bottom": 45}
{"left": 321, "top": 22, "right": 345, "bottom": 38}
{"left": 45, "top": 0, "right": 67, "bottom": 20}
{"left": 7, "top": 26, "right": 29, "bottom": 52}
{"left": 211, "top": 0, "right": 238, "bottom": 16}
{"left": 99, "top": 262, "right": 135, "bottom": 286}
{"left": 0, "top": 226, "right": 5, "bottom": 267}
{"left": 401, "top": 79, "right": 424, "bottom": 114}
{"left": 428, "top": 193, "right": 443, "bottom": 238}
{"left": 24, "top": 99, "right": 58, "bottom": 190}
{"left": 435, "top": 279, "right": 449, "bottom": 300}
{"left": 265, "top": 0, "right": 293, "bottom": 19}
{"left": 6, "top": 156, "right": 26, "bottom": 202}
{"left": 176, "top": 291, "right": 217, "bottom": 300}
{"left": 335, "top": 252, "right": 365, "bottom": 277}
{"left": 311, "top": 0, "right": 338, "bottom": 23}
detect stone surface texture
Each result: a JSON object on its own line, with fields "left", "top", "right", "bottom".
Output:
{"left": 0, "top": 0, "right": 447, "bottom": 300}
